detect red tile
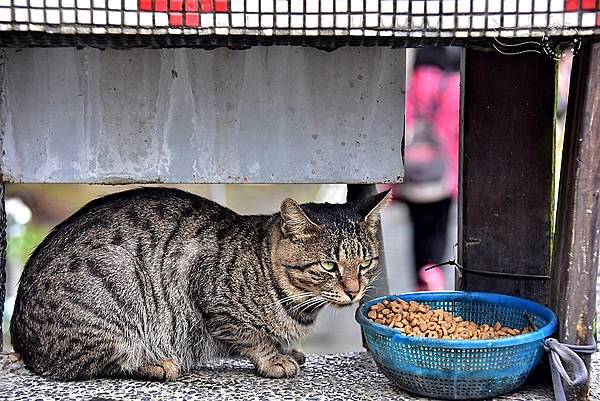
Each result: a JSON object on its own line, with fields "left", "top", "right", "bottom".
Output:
{"left": 185, "top": 0, "right": 198, "bottom": 11}
{"left": 565, "top": 0, "right": 575, "bottom": 10}
{"left": 200, "top": 0, "right": 212, "bottom": 11}
{"left": 185, "top": 12, "right": 199, "bottom": 26}
{"left": 155, "top": 0, "right": 168, "bottom": 11}
{"left": 169, "top": 12, "right": 183, "bottom": 26}
{"left": 581, "top": 0, "right": 599, "bottom": 9}
{"left": 170, "top": 0, "right": 182, "bottom": 11}
{"left": 214, "top": 0, "right": 227, "bottom": 12}
{"left": 200, "top": 0, "right": 227, "bottom": 12}
{"left": 565, "top": 0, "right": 599, "bottom": 10}
{"left": 138, "top": 0, "right": 152, "bottom": 11}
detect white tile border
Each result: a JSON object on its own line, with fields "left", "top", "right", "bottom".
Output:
{"left": 0, "top": 0, "right": 595, "bottom": 38}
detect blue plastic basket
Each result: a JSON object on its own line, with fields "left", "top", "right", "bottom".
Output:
{"left": 356, "top": 291, "right": 558, "bottom": 400}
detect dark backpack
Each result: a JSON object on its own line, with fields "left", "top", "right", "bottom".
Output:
{"left": 400, "top": 79, "right": 449, "bottom": 201}
{"left": 404, "top": 118, "right": 446, "bottom": 185}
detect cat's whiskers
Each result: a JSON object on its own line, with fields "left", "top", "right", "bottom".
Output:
{"left": 365, "top": 277, "right": 385, "bottom": 292}
{"left": 316, "top": 299, "right": 331, "bottom": 312}
{"left": 289, "top": 297, "right": 322, "bottom": 312}
{"left": 296, "top": 300, "right": 319, "bottom": 315}
{"left": 287, "top": 297, "right": 315, "bottom": 311}
{"left": 289, "top": 297, "right": 324, "bottom": 314}
{"left": 274, "top": 292, "right": 313, "bottom": 303}
{"left": 368, "top": 272, "right": 384, "bottom": 284}
{"left": 298, "top": 299, "right": 329, "bottom": 315}
{"left": 362, "top": 286, "right": 377, "bottom": 300}
{"left": 266, "top": 292, "right": 314, "bottom": 308}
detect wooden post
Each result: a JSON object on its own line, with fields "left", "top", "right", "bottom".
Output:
{"left": 0, "top": 184, "right": 5, "bottom": 349}
{"left": 458, "top": 48, "right": 557, "bottom": 305}
{"left": 551, "top": 40, "right": 600, "bottom": 400}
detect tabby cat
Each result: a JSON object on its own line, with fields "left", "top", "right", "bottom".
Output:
{"left": 11, "top": 187, "right": 390, "bottom": 381}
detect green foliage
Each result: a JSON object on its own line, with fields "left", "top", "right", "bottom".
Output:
{"left": 8, "top": 225, "right": 47, "bottom": 264}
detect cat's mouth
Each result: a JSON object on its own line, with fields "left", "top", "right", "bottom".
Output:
{"left": 324, "top": 292, "right": 364, "bottom": 308}
{"left": 314, "top": 288, "right": 365, "bottom": 308}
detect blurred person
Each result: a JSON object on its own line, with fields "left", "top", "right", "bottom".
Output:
{"left": 383, "top": 48, "right": 460, "bottom": 291}
{"left": 557, "top": 51, "right": 573, "bottom": 122}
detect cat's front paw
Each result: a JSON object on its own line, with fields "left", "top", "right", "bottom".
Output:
{"left": 256, "top": 354, "right": 300, "bottom": 378}
{"left": 138, "top": 359, "right": 181, "bottom": 381}
{"left": 2, "top": 352, "right": 25, "bottom": 372}
{"left": 289, "top": 349, "right": 305, "bottom": 366}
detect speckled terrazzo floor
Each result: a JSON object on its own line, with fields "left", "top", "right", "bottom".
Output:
{"left": 0, "top": 351, "right": 598, "bottom": 400}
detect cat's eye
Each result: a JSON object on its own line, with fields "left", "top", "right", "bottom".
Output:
{"left": 319, "top": 261, "right": 337, "bottom": 271}
{"left": 359, "top": 258, "right": 373, "bottom": 269}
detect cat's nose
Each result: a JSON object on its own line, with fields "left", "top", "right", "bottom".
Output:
{"left": 342, "top": 279, "right": 360, "bottom": 300}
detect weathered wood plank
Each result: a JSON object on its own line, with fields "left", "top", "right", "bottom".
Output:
{"left": 0, "top": 185, "right": 5, "bottom": 349}
{"left": 551, "top": 40, "right": 600, "bottom": 400}
{"left": 458, "top": 48, "right": 557, "bottom": 305}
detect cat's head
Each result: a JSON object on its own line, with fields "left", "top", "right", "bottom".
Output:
{"left": 275, "top": 190, "right": 391, "bottom": 307}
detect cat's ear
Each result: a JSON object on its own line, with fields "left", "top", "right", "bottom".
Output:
{"left": 280, "top": 198, "right": 318, "bottom": 239}
{"left": 360, "top": 190, "right": 392, "bottom": 235}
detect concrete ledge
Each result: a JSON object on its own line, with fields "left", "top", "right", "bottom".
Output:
{"left": 1, "top": 351, "right": 598, "bottom": 400}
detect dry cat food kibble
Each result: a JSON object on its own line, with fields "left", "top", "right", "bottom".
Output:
{"left": 368, "top": 300, "right": 533, "bottom": 339}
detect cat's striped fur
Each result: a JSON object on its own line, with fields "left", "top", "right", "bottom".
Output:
{"left": 11, "top": 187, "right": 390, "bottom": 380}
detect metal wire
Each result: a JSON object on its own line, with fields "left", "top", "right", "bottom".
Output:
{"left": 425, "top": 259, "right": 552, "bottom": 280}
